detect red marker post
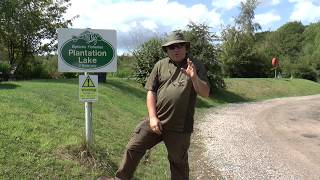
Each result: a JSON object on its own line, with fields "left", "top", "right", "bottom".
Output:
{"left": 272, "top": 57, "right": 279, "bottom": 78}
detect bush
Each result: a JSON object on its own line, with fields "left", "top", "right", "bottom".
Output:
{"left": 14, "top": 61, "right": 34, "bottom": 79}
{"left": 109, "top": 55, "right": 136, "bottom": 78}
{"left": 63, "top": 72, "right": 78, "bottom": 78}
{"left": 0, "top": 61, "right": 10, "bottom": 81}
{"left": 133, "top": 38, "right": 166, "bottom": 86}
{"left": 13, "top": 55, "right": 63, "bottom": 79}
{"left": 292, "top": 63, "right": 318, "bottom": 81}
{"left": 40, "top": 56, "right": 62, "bottom": 79}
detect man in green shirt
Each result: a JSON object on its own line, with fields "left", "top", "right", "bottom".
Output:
{"left": 113, "top": 31, "right": 210, "bottom": 180}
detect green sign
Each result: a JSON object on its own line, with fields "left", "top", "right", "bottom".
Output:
{"left": 58, "top": 29, "right": 117, "bottom": 72}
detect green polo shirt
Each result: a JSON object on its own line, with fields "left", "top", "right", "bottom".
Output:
{"left": 145, "top": 57, "right": 208, "bottom": 133}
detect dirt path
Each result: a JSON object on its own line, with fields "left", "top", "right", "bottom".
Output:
{"left": 190, "top": 95, "right": 320, "bottom": 180}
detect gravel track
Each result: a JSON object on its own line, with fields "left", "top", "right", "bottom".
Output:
{"left": 190, "top": 95, "right": 320, "bottom": 180}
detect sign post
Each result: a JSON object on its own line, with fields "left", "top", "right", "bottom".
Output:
{"left": 58, "top": 28, "right": 117, "bottom": 148}
{"left": 79, "top": 73, "right": 98, "bottom": 147}
{"left": 85, "top": 101, "right": 93, "bottom": 147}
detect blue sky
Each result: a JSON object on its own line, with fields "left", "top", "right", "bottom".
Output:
{"left": 65, "top": 0, "right": 320, "bottom": 53}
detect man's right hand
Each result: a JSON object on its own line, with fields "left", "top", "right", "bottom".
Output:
{"left": 149, "top": 116, "right": 162, "bottom": 135}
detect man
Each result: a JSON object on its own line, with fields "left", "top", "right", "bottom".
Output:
{"left": 100, "top": 31, "right": 210, "bottom": 180}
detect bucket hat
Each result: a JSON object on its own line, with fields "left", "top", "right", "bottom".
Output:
{"left": 162, "top": 31, "right": 190, "bottom": 51}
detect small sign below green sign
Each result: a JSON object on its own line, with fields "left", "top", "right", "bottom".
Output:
{"left": 79, "top": 75, "right": 98, "bottom": 102}
{"left": 58, "top": 28, "right": 117, "bottom": 72}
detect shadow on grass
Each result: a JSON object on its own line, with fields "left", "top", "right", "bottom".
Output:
{"left": 196, "top": 97, "right": 213, "bottom": 108}
{"left": 30, "top": 78, "right": 79, "bottom": 85}
{"left": 0, "top": 82, "right": 21, "bottom": 89}
{"left": 212, "top": 88, "right": 251, "bottom": 103}
{"left": 195, "top": 88, "right": 250, "bottom": 109}
{"left": 105, "top": 79, "right": 146, "bottom": 99}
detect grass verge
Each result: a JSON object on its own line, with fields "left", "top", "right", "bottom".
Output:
{"left": 0, "top": 78, "right": 319, "bottom": 179}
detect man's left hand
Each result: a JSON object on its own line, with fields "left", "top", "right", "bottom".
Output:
{"left": 181, "top": 58, "right": 210, "bottom": 97}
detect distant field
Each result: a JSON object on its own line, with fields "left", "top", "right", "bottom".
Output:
{"left": 0, "top": 78, "right": 319, "bottom": 179}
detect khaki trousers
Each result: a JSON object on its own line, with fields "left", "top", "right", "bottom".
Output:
{"left": 115, "top": 122, "right": 191, "bottom": 180}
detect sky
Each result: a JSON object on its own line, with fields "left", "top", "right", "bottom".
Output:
{"left": 64, "top": 0, "right": 320, "bottom": 54}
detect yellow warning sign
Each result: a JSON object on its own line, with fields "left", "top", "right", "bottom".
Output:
{"left": 79, "top": 75, "right": 98, "bottom": 102}
{"left": 82, "top": 76, "right": 95, "bottom": 87}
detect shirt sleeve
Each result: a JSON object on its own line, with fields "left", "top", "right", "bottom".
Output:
{"left": 144, "top": 62, "right": 159, "bottom": 92}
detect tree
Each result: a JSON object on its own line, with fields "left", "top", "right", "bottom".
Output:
{"left": 183, "top": 22, "right": 225, "bottom": 89}
{"left": 300, "top": 22, "right": 320, "bottom": 81}
{"left": 0, "top": 0, "right": 73, "bottom": 78}
{"left": 262, "top": 21, "right": 305, "bottom": 78}
{"left": 276, "top": 21, "right": 304, "bottom": 61}
{"left": 256, "top": 31, "right": 282, "bottom": 59}
{"left": 250, "top": 21, "right": 320, "bottom": 81}
{"left": 220, "top": 26, "right": 268, "bottom": 77}
{"left": 220, "top": 0, "right": 267, "bottom": 78}
{"left": 235, "top": 0, "right": 261, "bottom": 34}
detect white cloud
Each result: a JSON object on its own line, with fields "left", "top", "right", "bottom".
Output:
{"left": 259, "top": 0, "right": 281, "bottom": 7}
{"left": 289, "top": 0, "right": 320, "bottom": 23}
{"left": 64, "top": 0, "right": 223, "bottom": 52}
{"left": 255, "top": 12, "right": 281, "bottom": 26}
{"left": 211, "top": 0, "right": 243, "bottom": 10}
{"left": 211, "top": 0, "right": 280, "bottom": 10}
{"left": 271, "top": 0, "right": 280, "bottom": 5}
{"left": 65, "top": 0, "right": 223, "bottom": 33}
{"left": 141, "top": 20, "right": 158, "bottom": 31}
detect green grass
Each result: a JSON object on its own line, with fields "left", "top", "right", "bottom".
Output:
{"left": 195, "top": 78, "right": 320, "bottom": 108}
{"left": 109, "top": 56, "right": 136, "bottom": 78}
{"left": 0, "top": 78, "right": 320, "bottom": 179}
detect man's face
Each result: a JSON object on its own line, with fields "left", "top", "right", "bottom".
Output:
{"left": 166, "top": 43, "right": 187, "bottom": 62}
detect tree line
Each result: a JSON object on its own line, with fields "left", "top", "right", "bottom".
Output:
{"left": 0, "top": 0, "right": 319, "bottom": 90}
{"left": 220, "top": 0, "right": 320, "bottom": 81}
{"left": 0, "top": 0, "right": 72, "bottom": 80}
{"left": 134, "top": 0, "right": 320, "bottom": 92}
